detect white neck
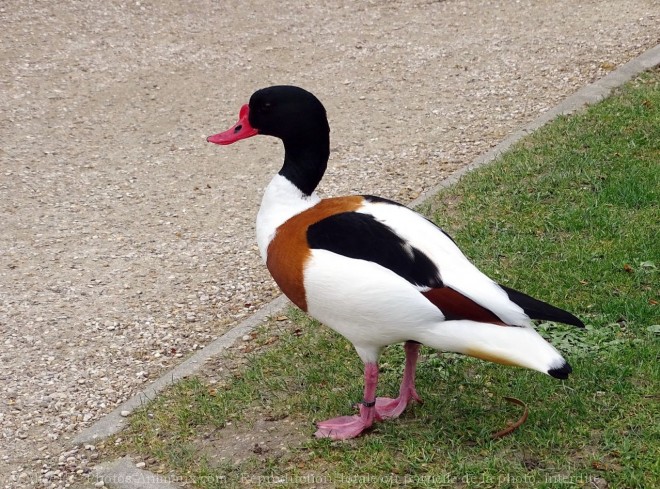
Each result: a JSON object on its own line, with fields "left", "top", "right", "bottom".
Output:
{"left": 256, "top": 174, "right": 321, "bottom": 262}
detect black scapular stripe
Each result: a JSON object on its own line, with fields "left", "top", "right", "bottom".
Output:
{"left": 362, "top": 194, "right": 458, "bottom": 245}
{"left": 307, "top": 211, "right": 443, "bottom": 288}
{"left": 499, "top": 284, "right": 584, "bottom": 328}
{"left": 362, "top": 194, "right": 405, "bottom": 207}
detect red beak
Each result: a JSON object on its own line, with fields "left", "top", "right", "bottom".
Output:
{"left": 207, "top": 104, "right": 258, "bottom": 145}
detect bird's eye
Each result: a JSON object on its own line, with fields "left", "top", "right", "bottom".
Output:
{"left": 261, "top": 102, "right": 272, "bottom": 113}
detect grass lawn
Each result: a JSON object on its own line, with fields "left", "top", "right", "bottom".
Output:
{"left": 102, "top": 69, "right": 659, "bottom": 488}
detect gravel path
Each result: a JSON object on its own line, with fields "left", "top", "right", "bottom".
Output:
{"left": 1, "top": 0, "right": 657, "bottom": 486}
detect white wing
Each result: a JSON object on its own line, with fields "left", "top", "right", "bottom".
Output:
{"left": 358, "top": 199, "right": 531, "bottom": 327}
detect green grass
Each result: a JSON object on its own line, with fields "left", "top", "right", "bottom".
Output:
{"left": 103, "top": 70, "right": 659, "bottom": 488}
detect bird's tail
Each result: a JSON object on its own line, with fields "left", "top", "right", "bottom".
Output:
{"left": 415, "top": 320, "right": 572, "bottom": 379}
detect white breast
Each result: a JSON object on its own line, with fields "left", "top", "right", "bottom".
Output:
{"left": 256, "top": 174, "right": 320, "bottom": 262}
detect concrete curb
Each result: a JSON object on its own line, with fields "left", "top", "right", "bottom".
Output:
{"left": 72, "top": 295, "right": 289, "bottom": 446}
{"left": 82, "top": 43, "right": 659, "bottom": 488}
{"left": 409, "top": 43, "right": 660, "bottom": 208}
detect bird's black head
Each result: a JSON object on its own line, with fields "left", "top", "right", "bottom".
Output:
{"left": 207, "top": 85, "right": 329, "bottom": 146}
{"left": 248, "top": 86, "right": 329, "bottom": 141}
{"left": 207, "top": 85, "right": 331, "bottom": 195}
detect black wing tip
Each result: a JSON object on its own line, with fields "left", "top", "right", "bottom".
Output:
{"left": 499, "top": 284, "right": 585, "bottom": 328}
{"left": 564, "top": 314, "right": 586, "bottom": 329}
{"left": 548, "top": 361, "right": 572, "bottom": 380}
{"left": 542, "top": 308, "right": 585, "bottom": 329}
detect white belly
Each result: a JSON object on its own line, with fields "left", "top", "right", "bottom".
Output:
{"left": 303, "top": 249, "right": 445, "bottom": 362}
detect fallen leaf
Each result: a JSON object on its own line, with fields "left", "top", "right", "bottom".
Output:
{"left": 264, "top": 336, "right": 278, "bottom": 345}
{"left": 492, "top": 397, "right": 528, "bottom": 439}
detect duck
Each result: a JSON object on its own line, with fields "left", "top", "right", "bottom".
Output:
{"left": 207, "top": 85, "right": 584, "bottom": 440}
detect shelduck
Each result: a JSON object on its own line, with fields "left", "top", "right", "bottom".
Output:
{"left": 207, "top": 85, "right": 584, "bottom": 440}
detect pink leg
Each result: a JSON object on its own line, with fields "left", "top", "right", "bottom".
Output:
{"left": 375, "top": 341, "right": 423, "bottom": 419}
{"left": 315, "top": 363, "right": 379, "bottom": 440}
